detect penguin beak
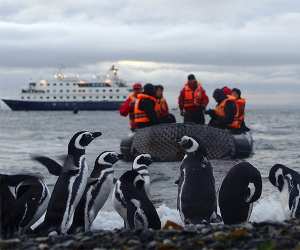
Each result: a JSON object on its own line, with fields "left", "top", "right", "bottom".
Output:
{"left": 92, "top": 132, "right": 102, "bottom": 139}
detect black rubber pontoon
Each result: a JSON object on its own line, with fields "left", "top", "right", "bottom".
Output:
{"left": 120, "top": 123, "right": 253, "bottom": 162}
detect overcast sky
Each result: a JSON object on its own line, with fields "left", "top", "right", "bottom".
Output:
{"left": 1, "top": 0, "right": 300, "bottom": 107}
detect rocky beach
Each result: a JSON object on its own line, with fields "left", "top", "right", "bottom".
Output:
{"left": 1, "top": 219, "right": 300, "bottom": 250}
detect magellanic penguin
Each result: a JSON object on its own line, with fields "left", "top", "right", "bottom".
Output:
{"left": 132, "top": 154, "right": 152, "bottom": 198}
{"left": 112, "top": 170, "right": 161, "bottom": 230}
{"left": 176, "top": 135, "right": 217, "bottom": 225}
{"left": 219, "top": 162, "right": 262, "bottom": 225}
{"left": 70, "top": 151, "right": 121, "bottom": 232}
{"left": 0, "top": 173, "right": 50, "bottom": 237}
{"left": 32, "top": 131, "right": 102, "bottom": 235}
{"left": 269, "top": 164, "right": 300, "bottom": 218}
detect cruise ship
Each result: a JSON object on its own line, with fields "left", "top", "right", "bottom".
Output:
{"left": 2, "top": 65, "right": 131, "bottom": 111}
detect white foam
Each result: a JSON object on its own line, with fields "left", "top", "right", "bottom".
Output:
{"left": 91, "top": 204, "right": 182, "bottom": 231}
{"left": 91, "top": 194, "right": 290, "bottom": 231}
{"left": 250, "top": 192, "right": 290, "bottom": 223}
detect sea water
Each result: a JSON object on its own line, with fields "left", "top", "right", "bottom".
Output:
{"left": 1, "top": 108, "right": 300, "bottom": 230}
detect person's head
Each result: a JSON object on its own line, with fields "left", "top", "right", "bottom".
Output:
{"left": 143, "top": 83, "right": 156, "bottom": 97}
{"left": 213, "top": 88, "right": 226, "bottom": 103}
{"left": 187, "top": 74, "right": 196, "bottom": 82}
{"left": 222, "top": 86, "right": 232, "bottom": 96}
{"left": 232, "top": 88, "right": 241, "bottom": 99}
{"left": 155, "top": 85, "right": 164, "bottom": 98}
{"left": 132, "top": 83, "right": 142, "bottom": 94}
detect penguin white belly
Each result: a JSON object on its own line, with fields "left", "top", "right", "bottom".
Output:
{"left": 85, "top": 178, "right": 114, "bottom": 231}
{"left": 142, "top": 175, "right": 151, "bottom": 198}
{"left": 178, "top": 168, "right": 186, "bottom": 223}
{"left": 61, "top": 158, "right": 89, "bottom": 233}
{"left": 112, "top": 181, "right": 127, "bottom": 226}
{"left": 278, "top": 179, "right": 291, "bottom": 219}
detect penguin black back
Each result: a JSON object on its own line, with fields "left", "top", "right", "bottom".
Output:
{"left": 219, "top": 162, "right": 262, "bottom": 225}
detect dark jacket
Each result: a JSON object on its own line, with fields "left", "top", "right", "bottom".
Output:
{"left": 135, "top": 84, "right": 159, "bottom": 129}
{"left": 208, "top": 89, "right": 236, "bottom": 129}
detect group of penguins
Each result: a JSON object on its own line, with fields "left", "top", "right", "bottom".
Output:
{"left": 1, "top": 131, "right": 300, "bottom": 238}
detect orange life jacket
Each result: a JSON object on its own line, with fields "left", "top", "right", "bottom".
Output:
{"left": 155, "top": 97, "right": 169, "bottom": 118}
{"left": 213, "top": 96, "right": 238, "bottom": 128}
{"left": 128, "top": 93, "right": 137, "bottom": 121}
{"left": 182, "top": 83, "right": 205, "bottom": 109}
{"left": 134, "top": 94, "right": 157, "bottom": 124}
{"left": 230, "top": 98, "right": 246, "bottom": 129}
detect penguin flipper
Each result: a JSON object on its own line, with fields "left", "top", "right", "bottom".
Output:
{"left": 0, "top": 174, "right": 40, "bottom": 187}
{"left": 31, "top": 155, "right": 63, "bottom": 176}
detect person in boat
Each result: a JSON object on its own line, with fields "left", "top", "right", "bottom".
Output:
{"left": 222, "top": 86, "right": 233, "bottom": 96}
{"left": 133, "top": 83, "right": 159, "bottom": 129}
{"left": 231, "top": 88, "right": 250, "bottom": 133}
{"left": 155, "top": 85, "right": 176, "bottom": 123}
{"left": 119, "top": 82, "right": 142, "bottom": 131}
{"left": 206, "top": 88, "right": 237, "bottom": 130}
{"left": 178, "top": 74, "right": 209, "bottom": 124}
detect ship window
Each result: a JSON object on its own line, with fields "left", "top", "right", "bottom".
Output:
{"left": 66, "top": 83, "right": 70, "bottom": 86}
{"left": 60, "top": 96, "right": 63, "bottom": 99}
{"left": 53, "top": 96, "right": 56, "bottom": 99}
{"left": 66, "top": 96, "right": 70, "bottom": 99}
{"left": 60, "top": 90, "right": 63, "bottom": 93}
{"left": 116, "top": 96, "right": 119, "bottom": 99}
{"left": 82, "top": 89, "right": 85, "bottom": 93}
{"left": 21, "top": 96, "right": 24, "bottom": 99}
{"left": 60, "top": 83, "right": 63, "bottom": 86}
{"left": 40, "top": 96, "right": 43, "bottom": 99}
{"left": 27, "top": 96, "right": 30, "bottom": 99}
{"left": 116, "top": 89, "right": 120, "bottom": 92}
{"left": 109, "top": 96, "right": 113, "bottom": 99}
{"left": 89, "top": 89, "right": 92, "bottom": 92}
{"left": 66, "top": 89, "right": 70, "bottom": 93}
{"left": 102, "top": 89, "right": 106, "bottom": 92}
{"left": 123, "top": 96, "right": 126, "bottom": 99}
{"left": 109, "top": 89, "right": 112, "bottom": 92}
{"left": 82, "top": 96, "right": 86, "bottom": 99}
{"left": 96, "top": 89, "right": 99, "bottom": 92}
{"left": 46, "top": 90, "right": 50, "bottom": 93}
{"left": 73, "top": 90, "right": 76, "bottom": 92}
{"left": 73, "top": 96, "right": 76, "bottom": 99}
{"left": 53, "top": 83, "right": 57, "bottom": 86}
{"left": 46, "top": 96, "right": 49, "bottom": 99}
{"left": 73, "top": 83, "right": 77, "bottom": 86}
{"left": 89, "top": 96, "right": 92, "bottom": 99}
{"left": 47, "top": 83, "right": 50, "bottom": 86}
{"left": 53, "top": 90, "right": 56, "bottom": 93}
{"left": 96, "top": 96, "right": 99, "bottom": 99}
{"left": 103, "top": 96, "right": 106, "bottom": 99}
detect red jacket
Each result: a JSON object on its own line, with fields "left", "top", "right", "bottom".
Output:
{"left": 178, "top": 81, "right": 209, "bottom": 111}
{"left": 119, "top": 93, "right": 137, "bottom": 129}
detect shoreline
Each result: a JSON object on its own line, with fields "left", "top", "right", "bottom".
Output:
{"left": 1, "top": 220, "right": 300, "bottom": 250}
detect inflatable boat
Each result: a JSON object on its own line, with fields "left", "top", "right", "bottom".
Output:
{"left": 120, "top": 123, "right": 253, "bottom": 162}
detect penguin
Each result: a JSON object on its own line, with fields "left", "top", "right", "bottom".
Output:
{"left": 132, "top": 154, "right": 152, "bottom": 198}
{"left": 176, "top": 135, "right": 217, "bottom": 225}
{"left": 269, "top": 164, "right": 300, "bottom": 218}
{"left": 0, "top": 174, "right": 50, "bottom": 237}
{"left": 32, "top": 131, "right": 102, "bottom": 235}
{"left": 70, "top": 151, "right": 121, "bottom": 232}
{"left": 112, "top": 170, "right": 161, "bottom": 230}
{"left": 218, "top": 162, "right": 262, "bottom": 225}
